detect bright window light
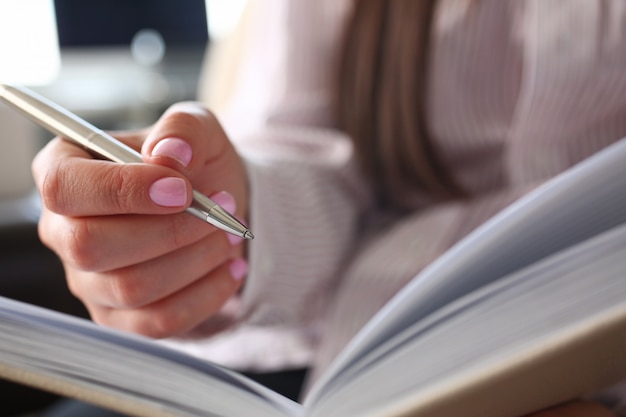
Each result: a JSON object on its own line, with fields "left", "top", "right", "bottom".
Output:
{"left": 0, "top": 0, "right": 60, "bottom": 85}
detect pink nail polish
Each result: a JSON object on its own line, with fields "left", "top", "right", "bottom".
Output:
{"left": 149, "top": 177, "right": 187, "bottom": 207}
{"left": 209, "top": 191, "right": 236, "bottom": 215}
{"left": 228, "top": 258, "right": 248, "bottom": 281}
{"left": 151, "top": 138, "right": 193, "bottom": 167}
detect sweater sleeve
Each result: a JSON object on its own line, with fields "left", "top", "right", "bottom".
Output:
{"left": 237, "top": 126, "right": 372, "bottom": 327}
{"left": 159, "top": 0, "right": 362, "bottom": 371}
{"left": 209, "top": 0, "right": 363, "bottom": 325}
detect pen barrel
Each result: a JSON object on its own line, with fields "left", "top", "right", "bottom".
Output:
{"left": 84, "top": 132, "right": 142, "bottom": 164}
{"left": 187, "top": 191, "right": 247, "bottom": 238}
{"left": 0, "top": 84, "right": 141, "bottom": 164}
{"left": 0, "top": 83, "right": 253, "bottom": 239}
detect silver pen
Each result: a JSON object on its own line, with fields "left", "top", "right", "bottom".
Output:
{"left": 0, "top": 83, "right": 254, "bottom": 240}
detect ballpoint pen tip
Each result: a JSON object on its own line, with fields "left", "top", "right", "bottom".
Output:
{"left": 244, "top": 231, "right": 255, "bottom": 240}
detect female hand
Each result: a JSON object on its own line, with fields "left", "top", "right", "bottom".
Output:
{"left": 31, "top": 102, "right": 249, "bottom": 338}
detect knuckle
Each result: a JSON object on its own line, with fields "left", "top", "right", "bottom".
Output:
{"left": 89, "top": 308, "right": 122, "bottom": 331}
{"left": 106, "top": 165, "right": 141, "bottom": 214}
{"left": 105, "top": 272, "right": 150, "bottom": 309}
{"left": 38, "top": 160, "right": 68, "bottom": 214}
{"left": 166, "top": 213, "right": 214, "bottom": 252}
{"left": 90, "top": 308, "right": 181, "bottom": 339}
{"left": 165, "top": 213, "right": 188, "bottom": 248}
{"left": 132, "top": 309, "right": 186, "bottom": 339}
{"left": 165, "top": 104, "right": 221, "bottom": 141}
{"left": 149, "top": 311, "right": 185, "bottom": 338}
{"left": 167, "top": 108, "right": 205, "bottom": 131}
{"left": 168, "top": 102, "right": 214, "bottom": 124}
{"left": 61, "top": 219, "right": 101, "bottom": 271}
{"left": 65, "top": 273, "right": 83, "bottom": 300}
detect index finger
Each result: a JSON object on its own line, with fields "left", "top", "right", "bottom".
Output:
{"left": 32, "top": 137, "right": 193, "bottom": 217}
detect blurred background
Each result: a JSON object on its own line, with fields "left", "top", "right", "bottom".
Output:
{"left": 0, "top": 0, "right": 247, "bottom": 414}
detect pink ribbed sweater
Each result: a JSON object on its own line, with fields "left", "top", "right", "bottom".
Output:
{"left": 164, "top": 2, "right": 626, "bottom": 405}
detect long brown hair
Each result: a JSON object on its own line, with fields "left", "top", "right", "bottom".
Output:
{"left": 335, "top": 0, "right": 463, "bottom": 210}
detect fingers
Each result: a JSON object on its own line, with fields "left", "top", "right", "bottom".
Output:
{"left": 67, "top": 229, "right": 241, "bottom": 308}
{"left": 140, "top": 102, "right": 249, "bottom": 217}
{"left": 38, "top": 209, "right": 214, "bottom": 272}
{"left": 60, "top": 209, "right": 248, "bottom": 339}
{"left": 141, "top": 102, "right": 228, "bottom": 176}
{"left": 81, "top": 259, "right": 247, "bottom": 339}
{"left": 39, "top": 188, "right": 241, "bottom": 273}
{"left": 32, "top": 101, "right": 248, "bottom": 220}
{"left": 32, "top": 137, "right": 192, "bottom": 217}
{"left": 32, "top": 101, "right": 251, "bottom": 339}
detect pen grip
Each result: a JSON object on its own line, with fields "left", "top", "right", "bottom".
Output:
{"left": 0, "top": 83, "right": 253, "bottom": 239}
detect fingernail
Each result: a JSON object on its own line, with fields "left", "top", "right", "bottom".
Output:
{"left": 209, "top": 191, "right": 236, "bottom": 215}
{"left": 151, "top": 138, "right": 193, "bottom": 167}
{"left": 149, "top": 177, "right": 188, "bottom": 207}
{"left": 228, "top": 258, "right": 248, "bottom": 281}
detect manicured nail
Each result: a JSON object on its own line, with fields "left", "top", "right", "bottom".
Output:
{"left": 149, "top": 177, "right": 187, "bottom": 207}
{"left": 229, "top": 258, "right": 248, "bottom": 281}
{"left": 151, "top": 138, "right": 193, "bottom": 167}
{"left": 209, "top": 191, "right": 236, "bottom": 215}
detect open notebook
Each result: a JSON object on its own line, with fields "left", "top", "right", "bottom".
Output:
{"left": 0, "top": 138, "right": 625, "bottom": 417}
